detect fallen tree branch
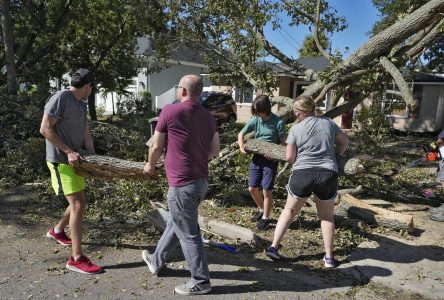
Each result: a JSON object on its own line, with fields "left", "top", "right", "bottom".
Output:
{"left": 75, "top": 154, "right": 148, "bottom": 180}
{"left": 244, "top": 139, "right": 365, "bottom": 175}
{"left": 380, "top": 56, "right": 414, "bottom": 105}
{"left": 336, "top": 193, "right": 414, "bottom": 232}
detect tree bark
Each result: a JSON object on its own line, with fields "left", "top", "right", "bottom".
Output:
{"left": 1, "top": 0, "right": 17, "bottom": 95}
{"left": 295, "top": 0, "right": 444, "bottom": 119}
{"left": 243, "top": 139, "right": 365, "bottom": 175}
{"left": 336, "top": 194, "right": 414, "bottom": 232}
{"left": 75, "top": 154, "right": 147, "bottom": 180}
{"left": 379, "top": 56, "right": 414, "bottom": 105}
{"left": 88, "top": 88, "right": 97, "bottom": 121}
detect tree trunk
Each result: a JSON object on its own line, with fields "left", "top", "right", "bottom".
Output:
{"left": 1, "top": 0, "right": 17, "bottom": 95}
{"left": 336, "top": 194, "right": 414, "bottom": 232}
{"left": 75, "top": 154, "right": 147, "bottom": 180}
{"left": 293, "top": 0, "right": 444, "bottom": 120}
{"left": 243, "top": 139, "right": 365, "bottom": 175}
{"left": 88, "top": 88, "right": 97, "bottom": 121}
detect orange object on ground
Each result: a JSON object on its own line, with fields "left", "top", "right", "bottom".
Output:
{"left": 427, "top": 152, "right": 438, "bottom": 161}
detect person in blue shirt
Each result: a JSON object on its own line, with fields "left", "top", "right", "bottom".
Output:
{"left": 238, "top": 95, "right": 286, "bottom": 230}
{"left": 430, "top": 128, "right": 444, "bottom": 222}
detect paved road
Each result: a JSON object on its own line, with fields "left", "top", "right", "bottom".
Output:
{"left": 1, "top": 186, "right": 443, "bottom": 299}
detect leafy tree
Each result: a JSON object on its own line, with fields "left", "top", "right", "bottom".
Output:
{"left": 0, "top": 0, "right": 167, "bottom": 119}
{"left": 423, "top": 35, "right": 444, "bottom": 72}
{"left": 161, "top": 0, "right": 346, "bottom": 91}
{"left": 162, "top": 0, "right": 444, "bottom": 120}
{"left": 0, "top": 0, "right": 17, "bottom": 94}
{"left": 299, "top": 32, "right": 330, "bottom": 57}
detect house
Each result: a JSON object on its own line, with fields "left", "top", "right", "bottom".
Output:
{"left": 97, "top": 40, "right": 331, "bottom": 121}
{"left": 253, "top": 57, "right": 330, "bottom": 101}
{"left": 97, "top": 37, "right": 235, "bottom": 114}
{"left": 385, "top": 73, "right": 444, "bottom": 133}
{"left": 233, "top": 56, "right": 332, "bottom": 123}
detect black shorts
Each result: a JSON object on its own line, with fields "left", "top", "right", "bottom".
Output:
{"left": 286, "top": 168, "right": 338, "bottom": 201}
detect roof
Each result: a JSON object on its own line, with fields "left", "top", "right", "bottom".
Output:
{"left": 413, "top": 73, "right": 444, "bottom": 83}
{"left": 256, "top": 56, "right": 330, "bottom": 77}
{"left": 136, "top": 37, "right": 205, "bottom": 65}
{"left": 295, "top": 56, "right": 330, "bottom": 72}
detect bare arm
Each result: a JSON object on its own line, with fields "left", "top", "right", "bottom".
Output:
{"left": 83, "top": 122, "right": 95, "bottom": 154}
{"left": 40, "top": 114, "right": 72, "bottom": 154}
{"left": 208, "top": 132, "right": 220, "bottom": 159}
{"left": 280, "top": 136, "right": 286, "bottom": 146}
{"left": 143, "top": 130, "right": 166, "bottom": 177}
{"left": 39, "top": 113, "right": 80, "bottom": 166}
{"left": 335, "top": 132, "right": 349, "bottom": 156}
{"left": 238, "top": 131, "right": 247, "bottom": 154}
{"left": 285, "top": 143, "right": 297, "bottom": 164}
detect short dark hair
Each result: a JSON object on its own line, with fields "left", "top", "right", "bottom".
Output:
{"left": 251, "top": 95, "right": 271, "bottom": 116}
{"left": 71, "top": 68, "right": 94, "bottom": 88}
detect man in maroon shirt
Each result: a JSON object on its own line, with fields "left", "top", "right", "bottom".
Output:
{"left": 142, "top": 75, "right": 220, "bottom": 295}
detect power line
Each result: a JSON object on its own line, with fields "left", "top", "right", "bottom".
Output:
{"left": 276, "top": 28, "right": 299, "bottom": 52}
{"left": 281, "top": 27, "right": 303, "bottom": 48}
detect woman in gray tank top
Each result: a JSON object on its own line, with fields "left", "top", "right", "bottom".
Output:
{"left": 265, "top": 95, "right": 349, "bottom": 268}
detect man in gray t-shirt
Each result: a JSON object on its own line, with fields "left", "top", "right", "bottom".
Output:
{"left": 40, "top": 68, "right": 101, "bottom": 274}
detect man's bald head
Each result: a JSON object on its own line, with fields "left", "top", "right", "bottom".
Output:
{"left": 179, "top": 75, "right": 203, "bottom": 99}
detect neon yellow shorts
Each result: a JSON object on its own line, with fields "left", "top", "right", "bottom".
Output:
{"left": 46, "top": 161, "right": 85, "bottom": 196}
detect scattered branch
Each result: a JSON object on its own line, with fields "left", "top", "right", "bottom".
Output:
{"left": 314, "top": 0, "right": 332, "bottom": 61}
{"left": 379, "top": 56, "right": 414, "bottom": 105}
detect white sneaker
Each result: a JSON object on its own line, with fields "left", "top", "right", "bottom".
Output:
{"left": 142, "top": 250, "right": 158, "bottom": 275}
{"left": 174, "top": 281, "right": 212, "bottom": 295}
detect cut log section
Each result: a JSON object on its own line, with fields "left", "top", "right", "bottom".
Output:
{"left": 336, "top": 193, "right": 414, "bottom": 232}
{"left": 244, "top": 139, "right": 364, "bottom": 175}
{"left": 75, "top": 154, "right": 147, "bottom": 180}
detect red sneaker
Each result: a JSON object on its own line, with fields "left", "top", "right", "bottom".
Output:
{"left": 66, "top": 256, "right": 102, "bottom": 274}
{"left": 46, "top": 228, "right": 72, "bottom": 246}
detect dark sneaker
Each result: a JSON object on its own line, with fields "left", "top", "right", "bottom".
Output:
{"left": 46, "top": 228, "right": 72, "bottom": 246}
{"left": 142, "top": 250, "right": 159, "bottom": 275}
{"left": 256, "top": 218, "right": 270, "bottom": 230}
{"left": 323, "top": 256, "right": 337, "bottom": 268}
{"left": 174, "top": 281, "right": 212, "bottom": 295}
{"left": 250, "top": 210, "right": 263, "bottom": 222}
{"left": 265, "top": 246, "right": 281, "bottom": 260}
{"left": 66, "top": 256, "right": 102, "bottom": 274}
{"left": 430, "top": 211, "right": 444, "bottom": 222}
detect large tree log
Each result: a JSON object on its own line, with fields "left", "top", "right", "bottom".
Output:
{"left": 279, "top": 0, "right": 444, "bottom": 120}
{"left": 336, "top": 193, "right": 414, "bottom": 232}
{"left": 243, "top": 139, "right": 364, "bottom": 175}
{"left": 75, "top": 154, "right": 148, "bottom": 180}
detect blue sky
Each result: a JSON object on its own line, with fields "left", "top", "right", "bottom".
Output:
{"left": 263, "top": 0, "right": 380, "bottom": 61}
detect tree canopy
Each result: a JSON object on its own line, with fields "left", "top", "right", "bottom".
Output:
{"left": 2, "top": 0, "right": 444, "bottom": 120}
{"left": 162, "top": 0, "right": 444, "bottom": 118}
{"left": 371, "top": 0, "right": 443, "bottom": 72}
{"left": 298, "top": 32, "right": 330, "bottom": 57}
{"left": 1, "top": 0, "right": 167, "bottom": 119}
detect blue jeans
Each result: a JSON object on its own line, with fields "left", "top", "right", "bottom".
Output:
{"left": 150, "top": 178, "right": 210, "bottom": 285}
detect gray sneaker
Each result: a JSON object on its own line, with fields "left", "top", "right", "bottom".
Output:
{"left": 430, "top": 211, "right": 444, "bottom": 222}
{"left": 430, "top": 204, "right": 444, "bottom": 214}
{"left": 174, "top": 281, "right": 212, "bottom": 295}
{"left": 142, "top": 250, "right": 158, "bottom": 275}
